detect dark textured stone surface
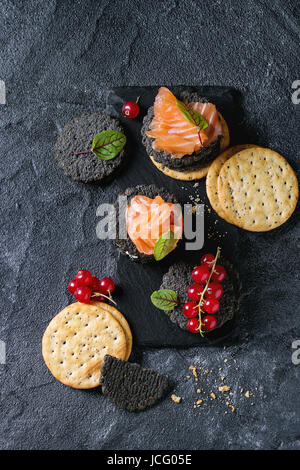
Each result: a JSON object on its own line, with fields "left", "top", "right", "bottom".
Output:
{"left": 0, "top": 0, "right": 300, "bottom": 451}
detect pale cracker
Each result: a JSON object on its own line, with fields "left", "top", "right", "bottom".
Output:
{"left": 42, "top": 302, "right": 127, "bottom": 389}
{"left": 149, "top": 155, "right": 211, "bottom": 180}
{"left": 217, "top": 147, "right": 298, "bottom": 232}
{"left": 149, "top": 113, "right": 230, "bottom": 181}
{"left": 89, "top": 301, "right": 132, "bottom": 360}
{"left": 206, "top": 144, "right": 258, "bottom": 220}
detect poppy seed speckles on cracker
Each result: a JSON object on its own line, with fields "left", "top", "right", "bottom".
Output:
{"left": 54, "top": 112, "right": 127, "bottom": 183}
{"left": 100, "top": 355, "right": 169, "bottom": 412}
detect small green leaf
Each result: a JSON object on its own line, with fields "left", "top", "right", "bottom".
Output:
{"left": 154, "top": 230, "right": 177, "bottom": 261}
{"left": 151, "top": 289, "right": 178, "bottom": 311}
{"left": 92, "top": 130, "right": 126, "bottom": 160}
{"left": 176, "top": 99, "right": 208, "bottom": 132}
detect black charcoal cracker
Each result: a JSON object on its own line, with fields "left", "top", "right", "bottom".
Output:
{"left": 54, "top": 112, "right": 127, "bottom": 183}
{"left": 101, "top": 355, "right": 169, "bottom": 412}
{"left": 160, "top": 256, "right": 241, "bottom": 331}
{"left": 114, "top": 184, "right": 181, "bottom": 263}
{"left": 141, "top": 91, "right": 222, "bottom": 172}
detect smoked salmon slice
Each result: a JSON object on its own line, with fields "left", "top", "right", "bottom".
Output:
{"left": 126, "top": 195, "right": 183, "bottom": 255}
{"left": 146, "top": 87, "right": 223, "bottom": 158}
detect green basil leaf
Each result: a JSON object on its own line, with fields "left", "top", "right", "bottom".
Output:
{"left": 154, "top": 230, "right": 177, "bottom": 261}
{"left": 150, "top": 289, "right": 178, "bottom": 311}
{"left": 176, "top": 99, "right": 208, "bottom": 132}
{"left": 92, "top": 130, "right": 126, "bottom": 160}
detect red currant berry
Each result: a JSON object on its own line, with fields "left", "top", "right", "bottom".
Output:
{"left": 192, "top": 265, "right": 210, "bottom": 284}
{"left": 75, "top": 286, "right": 92, "bottom": 304}
{"left": 187, "top": 317, "right": 200, "bottom": 333}
{"left": 93, "top": 294, "right": 106, "bottom": 302}
{"left": 182, "top": 301, "right": 198, "bottom": 318}
{"left": 187, "top": 284, "right": 204, "bottom": 302}
{"left": 202, "top": 298, "right": 220, "bottom": 314}
{"left": 90, "top": 276, "right": 101, "bottom": 291}
{"left": 201, "top": 253, "right": 215, "bottom": 269}
{"left": 205, "top": 282, "right": 223, "bottom": 300}
{"left": 122, "top": 101, "right": 140, "bottom": 119}
{"left": 202, "top": 315, "right": 217, "bottom": 331}
{"left": 68, "top": 279, "right": 78, "bottom": 295}
{"left": 75, "top": 269, "right": 93, "bottom": 287}
{"left": 99, "top": 277, "right": 115, "bottom": 295}
{"left": 211, "top": 265, "right": 226, "bottom": 282}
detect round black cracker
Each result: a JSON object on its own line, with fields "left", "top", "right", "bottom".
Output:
{"left": 54, "top": 112, "right": 127, "bottom": 183}
{"left": 160, "top": 256, "right": 241, "bottom": 332}
{"left": 114, "top": 184, "right": 181, "bottom": 264}
{"left": 101, "top": 355, "right": 169, "bottom": 412}
{"left": 141, "top": 91, "right": 222, "bottom": 172}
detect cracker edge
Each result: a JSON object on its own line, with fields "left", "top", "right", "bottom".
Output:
{"left": 217, "top": 148, "right": 299, "bottom": 231}
{"left": 206, "top": 144, "right": 260, "bottom": 221}
{"left": 42, "top": 302, "right": 127, "bottom": 389}
{"left": 89, "top": 301, "right": 133, "bottom": 361}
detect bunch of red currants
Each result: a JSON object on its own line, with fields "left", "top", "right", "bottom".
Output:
{"left": 183, "top": 253, "right": 226, "bottom": 334}
{"left": 68, "top": 269, "right": 115, "bottom": 304}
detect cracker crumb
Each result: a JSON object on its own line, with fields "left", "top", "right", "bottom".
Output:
{"left": 171, "top": 394, "right": 182, "bottom": 404}
{"left": 245, "top": 391, "right": 250, "bottom": 398}
{"left": 204, "top": 369, "right": 209, "bottom": 374}
{"left": 189, "top": 365, "right": 198, "bottom": 381}
{"left": 221, "top": 376, "right": 225, "bottom": 381}
{"left": 197, "top": 389, "right": 201, "bottom": 394}
{"left": 219, "top": 385, "right": 230, "bottom": 393}
{"left": 210, "top": 393, "right": 216, "bottom": 399}
{"left": 196, "top": 399, "right": 203, "bottom": 406}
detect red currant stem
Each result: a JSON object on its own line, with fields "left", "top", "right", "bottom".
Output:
{"left": 92, "top": 292, "right": 117, "bottom": 306}
{"left": 196, "top": 246, "right": 221, "bottom": 336}
{"left": 71, "top": 149, "right": 92, "bottom": 156}
{"left": 136, "top": 96, "right": 140, "bottom": 104}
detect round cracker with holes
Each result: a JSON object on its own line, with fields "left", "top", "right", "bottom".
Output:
{"left": 206, "top": 144, "right": 259, "bottom": 220}
{"left": 42, "top": 302, "right": 127, "bottom": 389}
{"left": 89, "top": 301, "right": 132, "bottom": 360}
{"left": 148, "top": 113, "right": 230, "bottom": 181}
{"left": 217, "top": 147, "right": 298, "bottom": 232}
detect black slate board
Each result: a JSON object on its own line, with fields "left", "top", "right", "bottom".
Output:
{"left": 98, "top": 86, "right": 245, "bottom": 348}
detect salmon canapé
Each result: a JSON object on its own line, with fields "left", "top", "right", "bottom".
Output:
{"left": 146, "top": 87, "right": 223, "bottom": 158}
{"left": 126, "top": 195, "right": 183, "bottom": 255}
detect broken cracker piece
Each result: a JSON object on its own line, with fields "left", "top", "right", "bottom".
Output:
{"left": 171, "top": 394, "right": 182, "bottom": 404}
{"left": 219, "top": 385, "right": 230, "bottom": 393}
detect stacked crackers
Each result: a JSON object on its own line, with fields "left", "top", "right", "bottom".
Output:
{"left": 42, "top": 301, "right": 169, "bottom": 411}
{"left": 206, "top": 146, "right": 298, "bottom": 231}
{"left": 42, "top": 301, "right": 132, "bottom": 389}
